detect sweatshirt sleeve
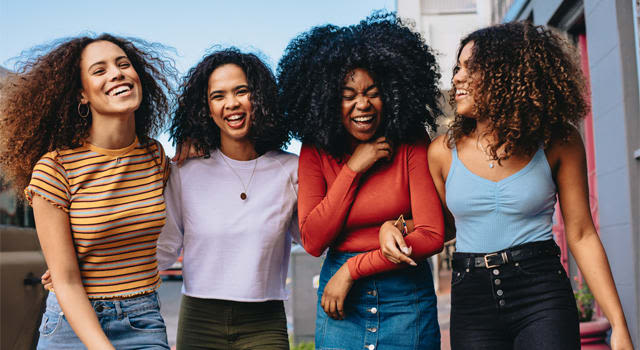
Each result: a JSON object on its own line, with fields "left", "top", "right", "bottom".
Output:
{"left": 156, "top": 163, "right": 184, "bottom": 271}
{"left": 297, "top": 145, "right": 362, "bottom": 257}
{"left": 346, "top": 140, "right": 445, "bottom": 279}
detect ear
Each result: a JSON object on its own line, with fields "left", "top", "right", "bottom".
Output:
{"left": 79, "top": 90, "right": 89, "bottom": 105}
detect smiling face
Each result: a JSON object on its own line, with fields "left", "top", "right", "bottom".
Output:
{"left": 207, "top": 64, "right": 253, "bottom": 145}
{"left": 341, "top": 68, "right": 383, "bottom": 143}
{"left": 453, "top": 41, "right": 478, "bottom": 118}
{"left": 79, "top": 40, "right": 142, "bottom": 119}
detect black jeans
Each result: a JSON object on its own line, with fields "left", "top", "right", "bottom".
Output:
{"left": 450, "top": 240, "right": 580, "bottom": 350}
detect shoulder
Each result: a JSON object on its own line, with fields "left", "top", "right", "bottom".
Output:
{"left": 33, "top": 150, "right": 66, "bottom": 175}
{"left": 427, "top": 135, "right": 452, "bottom": 164}
{"left": 266, "top": 150, "right": 299, "bottom": 164}
{"left": 142, "top": 138, "right": 166, "bottom": 156}
{"left": 299, "top": 143, "right": 326, "bottom": 162}
{"left": 264, "top": 150, "right": 299, "bottom": 177}
{"left": 546, "top": 125, "right": 585, "bottom": 170}
{"left": 36, "top": 146, "right": 84, "bottom": 169}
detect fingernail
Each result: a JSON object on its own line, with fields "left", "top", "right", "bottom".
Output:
{"left": 410, "top": 261, "right": 417, "bottom": 266}
{"left": 401, "top": 247, "right": 410, "bottom": 255}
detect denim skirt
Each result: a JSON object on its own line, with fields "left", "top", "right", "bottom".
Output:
{"left": 37, "top": 291, "right": 169, "bottom": 350}
{"left": 315, "top": 250, "right": 440, "bottom": 350}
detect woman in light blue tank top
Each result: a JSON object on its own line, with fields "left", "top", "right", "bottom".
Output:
{"left": 381, "top": 22, "right": 633, "bottom": 349}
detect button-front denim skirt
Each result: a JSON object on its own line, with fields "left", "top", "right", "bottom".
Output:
{"left": 37, "top": 291, "right": 169, "bottom": 349}
{"left": 315, "top": 250, "right": 440, "bottom": 350}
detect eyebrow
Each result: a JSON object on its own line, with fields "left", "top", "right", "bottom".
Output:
{"left": 342, "top": 84, "right": 378, "bottom": 92}
{"left": 209, "top": 84, "right": 250, "bottom": 98}
{"left": 87, "top": 56, "right": 129, "bottom": 71}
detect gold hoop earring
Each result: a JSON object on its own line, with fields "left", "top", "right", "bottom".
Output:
{"left": 77, "top": 102, "right": 90, "bottom": 118}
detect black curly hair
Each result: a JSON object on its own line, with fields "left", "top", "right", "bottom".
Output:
{"left": 448, "top": 21, "right": 587, "bottom": 161}
{"left": 170, "top": 48, "right": 289, "bottom": 156}
{"left": 0, "top": 33, "right": 177, "bottom": 195}
{"left": 277, "top": 12, "right": 441, "bottom": 159}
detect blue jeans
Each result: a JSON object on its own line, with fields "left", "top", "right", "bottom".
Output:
{"left": 37, "top": 291, "right": 169, "bottom": 349}
{"left": 315, "top": 250, "right": 440, "bottom": 350}
{"left": 450, "top": 240, "right": 580, "bottom": 350}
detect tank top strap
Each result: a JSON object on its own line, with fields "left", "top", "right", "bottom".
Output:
{"left": 445, "top": 146, "right": 460, "bottom": 188}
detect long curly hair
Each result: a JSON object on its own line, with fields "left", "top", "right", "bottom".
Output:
{"left": 170, "top": 48, "right": 289, "bottom": 156}
{"left": 448, "top": 21, "right": 587, "bottom": 160}
{"left": 277, "top": 12, "right": 441, "bottom": 159}
{"left": 0, "top": 33, "right": 177, "bottom": 195}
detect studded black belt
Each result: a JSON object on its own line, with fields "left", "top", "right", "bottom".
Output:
{"left": 452, "top": 240, "right": 560, "bottom": 270}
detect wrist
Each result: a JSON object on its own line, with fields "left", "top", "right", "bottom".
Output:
{"left": 345, "top": 159, "right": 362, "bottom": 173}
{"left": 341, "top": 262, "right": 355, "bottom": 283}
{"left": 609, "top": 316, "right": 629, "bottom": 330}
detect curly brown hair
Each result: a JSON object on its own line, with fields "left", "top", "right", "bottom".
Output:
{"left": 448, "top": 21, "right": 587, "bottom": 160}
{"left": 0, "top": 34, "right": 177, "bottom": 195}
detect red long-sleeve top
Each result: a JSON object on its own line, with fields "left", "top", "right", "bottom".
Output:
{"left": 298, "top": 138, "right": 445, "bottom": 280}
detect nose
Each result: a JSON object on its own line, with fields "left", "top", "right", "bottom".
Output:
{"left": 226, "top": 94, "right": 241, "bottom": 109}
{"left": 109, "top": 65, "right": 125, "bottom": 81}
{"left": 453, "top": 67, "right": 465, "bottom": 86}
{"left": 355, "top": 95, "right": 371, "bottom": 110}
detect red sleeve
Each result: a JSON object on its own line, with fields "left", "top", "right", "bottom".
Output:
{"left": 297, "top": 145, "right": 362, "bottom": 257}
{"left": 346, "top": 140, "right": 445, "bottom": 279}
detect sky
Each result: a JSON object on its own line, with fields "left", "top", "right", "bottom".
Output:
{"left": 0, "top": 0, "right": 396, "bottom": 155}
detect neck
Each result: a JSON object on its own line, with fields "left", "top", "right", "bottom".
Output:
{"left": 475, "top": 118, "right": 491, "bottom": 135}
{"left": 219, "top": 138, "right": 258, "bottom": 161}
{"left": 347, "top": 136, "right": 360, "bottom": 154}
{"left": 87, "top": 112, "right": 137, "bottom": 149}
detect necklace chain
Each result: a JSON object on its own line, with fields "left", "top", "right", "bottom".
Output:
{"left": 477, "top": 140, "right": 497, "bottom": 169}
{"left": 219, "top": 151, "right": 258, "bottom": 200}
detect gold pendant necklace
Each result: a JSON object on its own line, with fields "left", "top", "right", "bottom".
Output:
{"left": 219, "top": 151, "right": 258, "bottom": 200}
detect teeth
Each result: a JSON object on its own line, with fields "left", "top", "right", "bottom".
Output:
{"left": 109, "top": 85, "right": 131, "bottom": 96}
{"left": 456, "top": 89, "right": 468, "bottom": 96}
{"left": 353, "top": 115, "right": 374, "bottom": 122}
{"left": 226, "top": 114, "right": 244, "bottom": 121}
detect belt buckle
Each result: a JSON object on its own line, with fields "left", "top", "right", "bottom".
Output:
{"left": 483, "top": 252, "right": 508, "bottom": 269}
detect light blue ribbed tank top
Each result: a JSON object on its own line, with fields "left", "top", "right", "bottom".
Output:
{"left": 445, "top": 147, "right": 556, "bottom": 253}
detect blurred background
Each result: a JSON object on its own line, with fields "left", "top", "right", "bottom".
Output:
{"left": 1, "top": 1, "right": 639, "bottom": 349}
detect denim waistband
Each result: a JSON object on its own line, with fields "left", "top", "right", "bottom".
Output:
{"left": 46, "top": 291, "right": 160, "bottom": 317}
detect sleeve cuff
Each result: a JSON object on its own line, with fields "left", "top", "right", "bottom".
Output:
{"left": 346, "top": 257, "right": 361, "bottom": 281}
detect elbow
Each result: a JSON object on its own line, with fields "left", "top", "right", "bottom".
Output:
{"left": 301, "top": 242, "right": 325, "bottom": 257}
{"left": 299, "top": 225, "right": 327, "bottom": 257}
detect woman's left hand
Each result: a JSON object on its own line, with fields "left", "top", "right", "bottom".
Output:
{"left": 321, "top": 263, "right": 354, "bottom": 320}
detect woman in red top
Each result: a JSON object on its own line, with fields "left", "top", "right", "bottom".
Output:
{"left": 278, "top": 13, "right": 445, "bottom": 349}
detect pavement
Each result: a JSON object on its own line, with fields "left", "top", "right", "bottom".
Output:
{"left": 157, "top": 269, "right": 454, "bottom": 350}
{"left": 157, "top": 278, "right": 182, "bottom": 348}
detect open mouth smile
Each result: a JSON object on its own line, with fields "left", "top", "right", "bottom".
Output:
{"left": 224, "top": 113, "right": 246, "bottom": 129}
{"left": 106, "top": 83, "right": 134, "bottom": 97}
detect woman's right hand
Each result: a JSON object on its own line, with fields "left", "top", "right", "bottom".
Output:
{"left": 379, "top": 221, "right": 415, "bottom": 265}
{"left": 41, "top": 269, "right": 53, "bottom": 291}
{"left": 346, "top": 137, "right": 392, "bottom": 173}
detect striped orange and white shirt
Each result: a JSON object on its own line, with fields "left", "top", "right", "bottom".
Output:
{"left": 25, "top": 138, "right": 169, "bottom": 299}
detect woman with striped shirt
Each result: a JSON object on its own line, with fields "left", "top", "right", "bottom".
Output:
{"left": 0, "top": 34, "right": 175, "bottom": 349}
